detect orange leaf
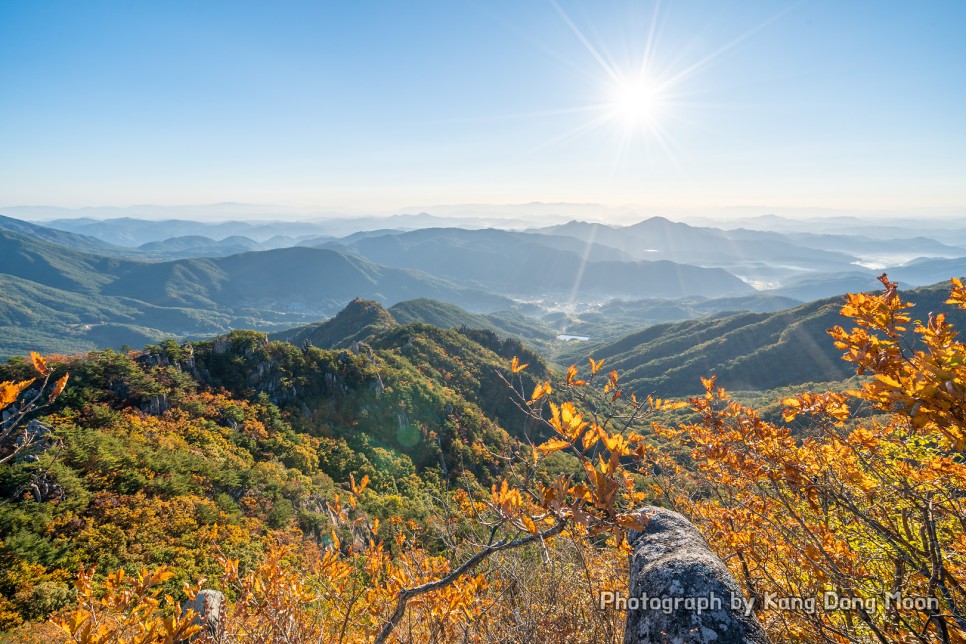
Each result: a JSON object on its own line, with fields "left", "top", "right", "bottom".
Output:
{"left": 30, "top": 351, "right": 50, "bottom": 376}
{"left": 538, "top": 437, "right": 571, "bottom": 454}
{"left": 528, "top": 381, "right": 552, "bottom": 405}
{"left": 565, "top": 364, "right": 586, "bottom": 386}
{"left": 521, "top": 515, "right": 538, "bottom": 535}
{"left": 510, "top": 356, "right": 529, "bottom": 374}
{"left": 582, "top": 424, "right": 604, "bottom": 450}
{"left": 50, "top": 373, "right": 69, "bottom": 402}
{"left": 588, "top": 357, "right": 605, "bottom": 375}
{"left": 617, "top": 514, "right": 651, "bottom": 532}
{"left": 603, "top": 370, "right": 619, "bottom": 393}
{"left": 0, "top": 379, "right": 35, "bottom": 408}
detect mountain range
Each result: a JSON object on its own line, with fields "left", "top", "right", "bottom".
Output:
{"left": 2, "top": 210, "right": 965, "bottom": 365}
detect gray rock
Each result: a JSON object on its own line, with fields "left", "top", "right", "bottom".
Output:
{"left": 624, "top": 506, "right": 769, "bottom": 644}
{"left": 181, "top": 589, "right": 224, "bottom": 641}
{"left": 142, "top": 394, "right": 170, "bottom": 416}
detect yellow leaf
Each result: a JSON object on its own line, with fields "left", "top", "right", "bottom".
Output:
{"left": 521, "top": 515, "right": 538, "bottom": 535}
{"left": 582, "top": 424, "right": 603, "bottom": 450}
{"left": 0, "top": 379, "right": 34, "bottom": 408}
{"left": 617, "top": 514, "right": 650, "bottom": 531}
{"left": 538, "top": 437, "right": 571, "bottom": 453}
{"left": 603, "top": 370, "right": 619, "bottom": 393}
{"left": 30, "top": 351, "right": 50, "bottom": 376}
{"left": 510, "top": 356, "right": 529, "bottom": 374}
{"left": 50, "top": 373, "right": 69, "bottom": 402}
{"left": 653, "top": 397, "right": 687, "bottom": 411}
{"left": 589, "top": 357, "right": 605, "bottom": 375}
{"left": 874, "top": 373, "right": 903, "bottom": 389}
{"left": 528, "top": 381, "right": 551, "bottom": 405}
{"left": 565, "top": 364, "right": 586, "bottom": 386}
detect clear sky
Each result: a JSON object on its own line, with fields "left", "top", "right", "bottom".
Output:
{"left": 1, "top": 0, "right": 964, "bottom": 215}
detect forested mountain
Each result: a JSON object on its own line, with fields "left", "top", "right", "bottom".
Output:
{"left": 560, "top": 281, "right": 965, "bottom": 396}
{"left": 270, "top": 298, "right": 399, "bottom": 349}
{"left": 0, "top": 230, "right": 510, "bottom": 358}
{"left": 388, "top": 299, "right": 557, "bottom": 345}
{"left": 0, "top": 215, "right": 134, "bottom": 256}
{"left": 273, "top": 298, "right": 558, "bottom": 351}
{"left": 137, "top": 235, "right": 266, "bottom": 258}
{"left": 533, "top": 217, "right": 966, "bottom": 295}
{"left": 533, "top": 217, "right": 859, "bottom": 283}
{"left": 3, "top": 211, "right": 964, "bottom": 366}
{"left": 0, "top": 319, "right": 557, "bottom": 629}
{"left": 327, "top": 227, "right": 754, "bottom": 298}
{"left": 4, "top": 251, "right": 966, "bottom": 641}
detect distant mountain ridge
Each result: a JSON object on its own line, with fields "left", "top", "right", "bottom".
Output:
{"left": 0, "top": 214, "right": 136, "bottom": 256}
{"left": 329, "top": 227, "right": 755, "bottom": 299}
{"left": 560, "top": 281, "right": 966, "bottom": 397}
{"left": 0, "top": 227, "right": 511, "bottom": 357}
{"left": 3, "top": 211, "right": 965, "bottom": 361}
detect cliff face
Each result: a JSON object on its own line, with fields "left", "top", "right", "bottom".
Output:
{"left": 624, "top": 507, "right": 769, "bottom": 644}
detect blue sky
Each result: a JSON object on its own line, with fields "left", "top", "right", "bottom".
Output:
{"left": 1, "top": 0, "right": 964, "bottom": 215}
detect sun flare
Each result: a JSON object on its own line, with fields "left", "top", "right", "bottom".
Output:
{"left": 608, "top": 74, "right": 665, "bottom": 132}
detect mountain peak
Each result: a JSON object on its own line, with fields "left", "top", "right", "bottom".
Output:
{"left": 271, "top": 298, "right": 396, "bottom": 349}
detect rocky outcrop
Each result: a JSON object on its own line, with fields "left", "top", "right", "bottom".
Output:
{"left": 623, "top": 506, "right": 769, "bottom": 644}
{"left": 141, "top": 394, "right": 170, "bottom": 416}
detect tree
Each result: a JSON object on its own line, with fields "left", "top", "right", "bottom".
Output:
{"left": 659, "top": 276, "right": 966, "bottom": 642}
{"left": 0, "top": 352, "right": 68, "bottom": 466}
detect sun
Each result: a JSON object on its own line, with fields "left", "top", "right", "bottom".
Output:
{"left": 607, "top": 74, "right": 665, "bottom": 132}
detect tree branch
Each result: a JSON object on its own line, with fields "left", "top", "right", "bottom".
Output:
{"left": 373, "top": 519, "right": 565, "bottom": 644}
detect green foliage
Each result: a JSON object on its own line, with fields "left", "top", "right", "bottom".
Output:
{"left": 563, "top": 282, "right": 966, "bottom": 396}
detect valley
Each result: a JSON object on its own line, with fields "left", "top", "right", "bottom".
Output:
{"left": 2, "top": 211, "right": 964, "bottom": 365}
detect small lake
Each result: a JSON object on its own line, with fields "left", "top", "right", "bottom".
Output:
{"left": 557, "top": 334, "right": 590, "bottom": 341}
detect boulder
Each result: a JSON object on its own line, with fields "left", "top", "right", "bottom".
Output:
{"left": 624, "top": 506, "right": 769, "bottom": 644}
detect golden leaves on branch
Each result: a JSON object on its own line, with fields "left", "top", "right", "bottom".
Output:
{"left": 588, "top": 357, "right": 605, "bottom": 375}
{"left": 548, "top": 401, "right": 587, "bottom": 440}
{"left": 528, "top": 381, "right": 551, "bottom": 405}
{"left": 565, "top": 364, "right": 586, "bottom": 386}
{"left": 781, "top": 391, "right": 850, "bottom": 425}
{"left": 947, "top": 276, "right": 966, "bottom": 308}
{"left": 1, "top": 351, "right": 70, "bottom": 410}
{"left": 670, "top": 275, "right": 966, "bottom": 642}
{"left": 30, "top": 351, "right": 50, "bottom": 376}
{"left": 55, "top": 564, "right": 200, "bottom": 644}
{"left": 0, "top": 379, "right": 34, "bottom": 408}
{"left": 50, "top": 373, "right": 69, "bottom": 402}
{"left": 537, "top": 437, "right": 570, "bottom": 454}
{"left": 509, "top": 356, "right": 528, "bottom": 374}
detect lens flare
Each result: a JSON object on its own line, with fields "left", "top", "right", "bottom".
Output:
{"left": 609, "top": 75, "right": 665, "bottom": 131}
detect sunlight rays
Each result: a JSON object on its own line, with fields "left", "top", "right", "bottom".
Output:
{"left": 486, "top": 1, "right": 794, "bottom": 309}
{"left": 521, "top": 0, "right": 796, "bottom": 173}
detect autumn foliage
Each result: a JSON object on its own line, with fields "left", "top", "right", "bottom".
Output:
{"left": 4, "top": 275, "right": 966, "bottom": 642}
{"left": 658, "top": 276, "right": 966, "bottom": 642}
